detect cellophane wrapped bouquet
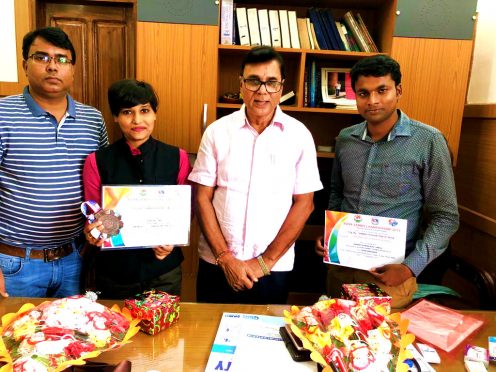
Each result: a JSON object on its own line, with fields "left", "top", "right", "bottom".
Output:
{"left": 284, "top": 298, "right": 414, "bottom": 372}
{"left": 0, "top": 295, "right": 140, "bottom": 372}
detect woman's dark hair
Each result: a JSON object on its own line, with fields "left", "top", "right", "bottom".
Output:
{"left": 22, "top": 27, "right": 76, "bottom": 64}
{"left": 350, "top": 55, "right": 401, "bottom": 91}
{"left": 240, "top": 46, "right": 286, "bottom": 79}
{"left": 108, "top": 79, "right": 159, "bottom": 116}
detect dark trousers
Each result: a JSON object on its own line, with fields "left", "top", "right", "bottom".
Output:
{"left": 196, "top": 258, "right": 290, "bottom": 304}
{"left": 96, "top": 265, "right": 182, "bottom": 300}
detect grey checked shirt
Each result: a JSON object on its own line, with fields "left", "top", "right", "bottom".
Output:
{"left": 328, "top": 110, "right": 459, "bottom": 276}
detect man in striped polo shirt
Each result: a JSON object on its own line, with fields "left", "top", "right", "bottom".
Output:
{"left": 0, "top": 27, "right": 108, "bottom": 297}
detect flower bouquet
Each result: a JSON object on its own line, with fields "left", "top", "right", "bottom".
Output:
{"left": 0, "top": 295, "right": 140, "bottom": 372}
{"left": 284, "top": 298, "right": 414, "bottom": 372}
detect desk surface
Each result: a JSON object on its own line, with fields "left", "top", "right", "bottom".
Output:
{"left": 0, "top": 298, "right": 495, "bottom": 371}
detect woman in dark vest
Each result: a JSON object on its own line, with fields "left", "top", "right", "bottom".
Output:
{"left": 82, "top": 79, "right": 191, "bottom": 299}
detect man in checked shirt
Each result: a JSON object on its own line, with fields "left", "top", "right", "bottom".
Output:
{"left": 316, "top": 55, "right": 459, "bottom": 307}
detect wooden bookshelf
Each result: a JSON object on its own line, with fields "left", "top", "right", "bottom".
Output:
{"left": 216, "top": 0, "right": 395, "bottom": 156}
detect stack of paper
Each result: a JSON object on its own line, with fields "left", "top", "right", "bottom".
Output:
{"left": 205, "top": 313, "right": 316, "bottom": 372}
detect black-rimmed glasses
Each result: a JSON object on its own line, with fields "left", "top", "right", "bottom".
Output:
{"left": 242, "top": 78, "right": 283, "bottom": 93}
{"left": 28, "top": 53, "right": 73, "bottom": 66}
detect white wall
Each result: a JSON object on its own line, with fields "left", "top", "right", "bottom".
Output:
{"left": 0, "top": 0, "right": 18, "bottom": 83}
{"left": 467, "top": 0, "right": 496, "bottom": 104}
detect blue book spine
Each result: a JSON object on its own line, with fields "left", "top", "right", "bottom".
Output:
{"left": 323, "top": 9, "right": 346, "bottom": 51}
{"left": 309, "top": 60, "right": 316, "bottom": 107}
{"left": 308, "top": 8, "right": 329, "bottom": 50}
{"left": 318, "top": 8, "right": 339, "bottom": 50}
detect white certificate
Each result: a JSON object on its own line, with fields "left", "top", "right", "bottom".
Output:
{"left": 100, "top": 185, "right": 191, "bottom": 249}
{"left": 323, "top": 211, "right": 407, "bottom": 270}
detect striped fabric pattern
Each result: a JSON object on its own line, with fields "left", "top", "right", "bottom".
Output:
{"left": 0, "top": 88, "right": 108, "bottom": 248}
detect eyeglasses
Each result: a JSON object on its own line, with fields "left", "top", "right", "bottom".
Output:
{"left": 242, "top": 78, "right": 283, "bottom": 93}
{"left": 28, "top": 53, "right": 73, "bottom": 66}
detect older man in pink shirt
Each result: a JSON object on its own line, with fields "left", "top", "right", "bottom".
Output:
{"left": 189, "top": 46, "right": 322, "bottom": 304}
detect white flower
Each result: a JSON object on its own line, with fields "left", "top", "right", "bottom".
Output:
{"left": 34, "top": 339, "right": 72, "bottom": 355}
{"left": 13, "top": 356, "right": 48, "bottom": 372}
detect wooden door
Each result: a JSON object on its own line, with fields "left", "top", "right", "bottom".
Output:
{"left": 35, "top": 0, "right": 136, "bottom": 143}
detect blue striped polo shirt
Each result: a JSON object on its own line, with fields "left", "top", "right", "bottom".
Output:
{"left": 0, "top": 87, "right": 108, "bottom": 248}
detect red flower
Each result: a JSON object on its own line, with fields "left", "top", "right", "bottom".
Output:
{"left": 64, "top": 341, "right": 96, "bottom": 359}
{"left": 42, "top": 327, "right": 74, "bottom": 340}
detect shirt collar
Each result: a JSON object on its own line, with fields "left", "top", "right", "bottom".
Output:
{"left": 238, "top": 104, "right": 284, "bottom": 131}
{"left": 122, "top": 136, "right": 155, "bottom": 156}
{"left": 353, "top": 110, "right": 411, "bottom": 142}
{"left": 23, "top": 86, "right": 76, "bottom": 118}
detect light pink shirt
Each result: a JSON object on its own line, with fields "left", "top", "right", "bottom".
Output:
{"left": 188, "top": 105, "right": 323, "bottom": 271}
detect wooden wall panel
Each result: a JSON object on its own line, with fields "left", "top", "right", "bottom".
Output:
{"left": 136, "top": 21, "right": 218, "bottom": 153}
{"left": 451, "top": 104, "right": 496, "bottom": 290}
{"left": 391, "top": 37, "right": 474, "bottom": 164}
{"left": 455, "top": 116, "right": 496, "bottom": 221}
{"left": 0, "top": 0, "right": 31, "bottom": 96}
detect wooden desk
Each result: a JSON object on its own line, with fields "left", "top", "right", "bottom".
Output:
{"left": 1, "top": 298, "right": 495, "bottom": 371}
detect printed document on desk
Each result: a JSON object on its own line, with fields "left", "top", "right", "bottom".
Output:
{"left": 205, "top": 312, "right": 316, "bottom": 371}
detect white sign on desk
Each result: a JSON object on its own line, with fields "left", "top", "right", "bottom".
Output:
{"left": 205, "top": 312, "right": 316, "bottom": 371}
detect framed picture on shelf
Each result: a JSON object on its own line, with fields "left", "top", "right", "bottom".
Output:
{"left": 321, "top": 68, "right": 349, "bottom": 100}
{"left": 321, "top": 68, "right": 357, "bottom": 109}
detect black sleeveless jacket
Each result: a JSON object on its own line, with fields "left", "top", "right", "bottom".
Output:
{"left": 94, "top": 137, "right": 184, "bottom": 284}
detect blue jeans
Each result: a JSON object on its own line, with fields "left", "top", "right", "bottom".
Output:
{"left": 0, "top": 242, "right": 83, "bottom": 298}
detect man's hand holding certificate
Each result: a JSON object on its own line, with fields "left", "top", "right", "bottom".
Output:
{"left": 324, "top": 211, "right": 407, "bottom": 270}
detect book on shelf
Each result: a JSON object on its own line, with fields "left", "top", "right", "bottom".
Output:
{"left": 305, "top": 18, "right": 315, "bottom": 49}
{"left": 280, "top": 90, "right": 296, "bottom": 105}
{"left": 343, "top": 11, "right": 369, "bottom": 52}
{"left": 233, "top": 4, "right": 239, "bottom": 45}
{"left": 335, "top": 21, "right": 351, "bottom": 51}
{"left": 247, "top": 8, "right": 261, "bottom": 46}
{"left": 220, "top": 0, "right": 234, "bottom": 45}
{"left": 236, "top": 7, "right": 250, "bottom": 46}
{"left": 278, "top": 9, "right": 292, "bottom": 48}
{"left": 258, "top": 9, "right": 272, "bottom": 46}
{"left": 268, "top": 9, "right": 282, "bottom": 48}
{"left": 308, "top": 8, "right": 329, "bottom": 50}
{"left": 287, "top": 11, "right": 301, "bottom": 49}
{"left": 355, "top": 13, "right": 378, "bottom": 52}
{"left": 324, "top": 98, "right": 357, "bottom": 110}
{"left": 339, "top": 21, "right": 359, "bottom": 52}
{"left": 309, "top": 22, "right": 320, "bottom": 49}
{"left": 319, "top": 8, "right": 344, "bottom": 51}
{"left": 297, "top": 18, "right": 312, "bottom": 50}
{"left": 308, "top": 60, "right": 316, "bottom": 107}
{"left": 323, "top": 9, "right": 346, "bottom": 51}
{"left": 303, "top": 65, "right": 308, "bottom": 106}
